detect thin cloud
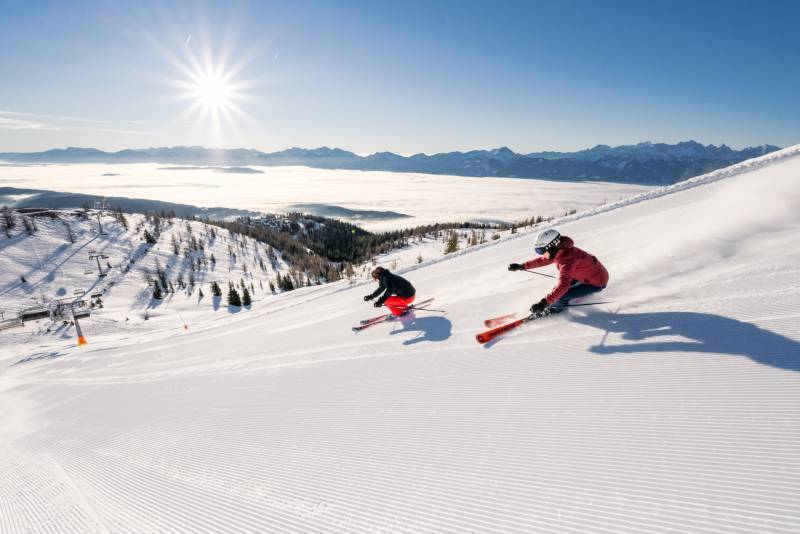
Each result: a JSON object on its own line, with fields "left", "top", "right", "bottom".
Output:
{"left": 0, "top": 109, "right": 110, "bottom": 124}
{"left": 91, "top": 127, "right": 153, "bottom": 135}
{"left": 0, "top": 110, "right": 150, "bottom": 135}
{"left": 0, "top": 116, "right": 60, "bottom": 130}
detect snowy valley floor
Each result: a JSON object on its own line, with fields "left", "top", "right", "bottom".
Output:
{"left": 1, "top": 148, "right": 800, "bottom": 533}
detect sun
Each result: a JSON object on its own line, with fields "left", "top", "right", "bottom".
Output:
{"left": 192, "top": 72, "right": 233, "bottom": 112}
{"left": 169, "top": 58, "right": 254, "bottom": 143}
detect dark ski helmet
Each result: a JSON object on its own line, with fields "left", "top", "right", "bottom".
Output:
{"left": 534, "top": 229, "right": 561, "bottom": 256}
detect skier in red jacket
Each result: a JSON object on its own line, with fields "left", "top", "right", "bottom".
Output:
{"left": 508, "top": 229, "right": 609, "bottom": 315}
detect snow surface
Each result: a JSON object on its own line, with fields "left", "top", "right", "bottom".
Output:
{"left": 0, "top": 163, "right": 651, "bottom": 231}
{"left": 1, "top": 146, "right": 800, "bottom": 533}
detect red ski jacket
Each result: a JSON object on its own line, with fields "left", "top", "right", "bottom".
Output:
{"left": 522, "top": 236, "right": 609, "bottom": 304}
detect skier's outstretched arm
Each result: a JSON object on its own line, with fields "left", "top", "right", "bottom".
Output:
{"left": 364, "top": 280, "right": 386, "bottom": 301}
{"left": 522, "top": 257, "right": 554, "bottom": 270}
{"left": 375, "top": 286, "right": 391, "bottom": 306}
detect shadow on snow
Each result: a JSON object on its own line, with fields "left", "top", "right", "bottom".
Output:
{"left": 390, "top": 313, "right": 452, "bottom": 345}
{"left": 572, "top": 310, "right": 800, "bottom": 373}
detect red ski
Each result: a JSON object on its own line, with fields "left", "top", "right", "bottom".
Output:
{"left": 484, "top": 312, "right": 519, "bottom": 328}
{"left": 476, "top": 312, "right": 546, "bottom": 344}
{"left": 477, "top": 301, "right": 611, "bottom": 344}
{"left": 353, "top": 297, "right": 435, "bottom": 332}
{"left": 352, "top": 315, "right": 390, "bottom": 332}
{"left": 359, "top": 312, "right": 389, "bottom": 326}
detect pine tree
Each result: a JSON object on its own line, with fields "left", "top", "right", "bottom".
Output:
{"left": 227, "top": 283, "right": 242, "bottom": 307}
{"left": 444, "top": 232, "right": 459, "bottom": 254}
{"left": 120, "top": 209, "right": 129, "bottom": 230}
{"left": 143, "top": 229, "right": 157, "bottom": 244}
{"left": 63, "top": 220, "right": 75, "bottom": 243}
{"left": 152, "top": 281, "right": 163, "bottom": 299}
{"left": 211, "top": 281, "right": 222, "bottom": 297}
{"left": 344, "top": 262, "right": 355, "bottom": 280}
{"left": 2, "top": 207, "right": 14, "bottom": 237}
{"left": 22, "top": 216, "right": 35, "bottom": 235}
{"left": 242, "top": 287, "right": 252, "bottom": 306}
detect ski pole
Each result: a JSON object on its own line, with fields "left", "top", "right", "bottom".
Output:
{"left": 409, "top": 306, "right": 447, "bottom": 313}
{"left": 379, "top": 304, "right": 447, "bottom": 313}
{"left": 523, "top": 269, "right": 556, "bottom": 279}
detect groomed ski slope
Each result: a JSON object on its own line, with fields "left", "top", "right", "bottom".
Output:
{"left": 2, "top": 146, "right": 799, "bottom": 533}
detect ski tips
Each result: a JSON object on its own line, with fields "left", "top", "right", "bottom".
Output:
{"left": 475, "top": 318, "right": 525, "bottom": 344}
{"left": 484, "top": 312, "right": 518, "bottom": 328}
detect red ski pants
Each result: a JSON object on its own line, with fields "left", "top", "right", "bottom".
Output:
{"left": 384, "top": 295, "right": 415, "bottom": 316}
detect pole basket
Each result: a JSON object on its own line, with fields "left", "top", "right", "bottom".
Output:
{"left": 77, "top": 336, "right": 88, "bottom": 346}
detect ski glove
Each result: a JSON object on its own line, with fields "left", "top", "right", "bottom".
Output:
{"left": 364, "top": 294, "right": 374, "bottom": 301}
{"left": 373, "top": 301, "right": 382, "bottom": 308}
{"left": 508, "top": 263, "right": 523, "bottom": 271}
{"left": 530, "top": 298, "right": 549, "bottom": 314}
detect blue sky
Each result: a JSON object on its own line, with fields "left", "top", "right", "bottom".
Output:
{"left": 1, "top": 0, "right": 798, "bottom": 153}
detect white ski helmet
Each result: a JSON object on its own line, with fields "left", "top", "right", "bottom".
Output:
{"left": 534, "top": 229, "right": 561, "bottom": 255}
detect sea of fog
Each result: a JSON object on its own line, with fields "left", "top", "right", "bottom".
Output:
{"left": 0, "top": 163, "right": 652, "bottom": 231}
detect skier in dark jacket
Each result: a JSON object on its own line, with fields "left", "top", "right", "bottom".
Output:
{"left": 363, "top": 267, "right": 416, "bottom": 317}
{"left": 509, "top": 229, "right": 609, "bottom": 315}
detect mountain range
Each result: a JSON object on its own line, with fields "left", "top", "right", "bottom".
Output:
{"left": 0, "top": 141, "right": 780, "bottom": 185}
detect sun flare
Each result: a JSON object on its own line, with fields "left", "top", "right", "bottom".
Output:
{"left": 164, "top": 28, "right": 260, "bottom": 143}
{"left": 192, "top": 73, "right": 233, "bottom": 112}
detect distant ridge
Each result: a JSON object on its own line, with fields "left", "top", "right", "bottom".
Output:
{"left": 0, "top": 141, "right": 780, "bottom": 185}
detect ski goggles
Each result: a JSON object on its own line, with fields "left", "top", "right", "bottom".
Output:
{"left": 535, "top": 246, "right": 547, "bottom": 255}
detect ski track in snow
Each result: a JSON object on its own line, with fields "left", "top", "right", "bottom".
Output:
{"left": 1, "top": 146, "right": 800, "bottom": 533}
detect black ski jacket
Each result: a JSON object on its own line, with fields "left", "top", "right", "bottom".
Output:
{"left": 368, "top": 270, "right": 416, "bottom": 305}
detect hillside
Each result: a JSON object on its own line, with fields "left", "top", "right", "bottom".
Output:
{"left": 0, "top": 209, "right": 315, "bottom": 341}
{"left": 0, "top": 207, "right": 497, "bottom": 345}
{"left": 1, "top": 146, "right": 799, "bottom": 533}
